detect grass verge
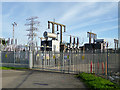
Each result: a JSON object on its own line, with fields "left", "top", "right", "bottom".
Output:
{"left": 0, "top": 67, "right": 28, "bottom": 70}
{"left": 76, "top": 72, "right": 120, "bottom": 89}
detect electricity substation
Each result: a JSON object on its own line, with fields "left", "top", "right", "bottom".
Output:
{"left": 1, "top": 16, "right": 119, "bottom": 52}
{"left": 0, "top": 16, "right": 120, "bottom": 85}
{"left": 36, "top": 20, "right": 109, "bottom": 53}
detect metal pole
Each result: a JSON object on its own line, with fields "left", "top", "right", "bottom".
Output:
{"left": 44, "top": 44, "right": 46, "bottom": 69}
{"left": 89, "top": 34, "right": 91, "bottom": 44}
{"left": 60, "top": 51, "right": 63, "bottom": 72}
{"left": 0, "top": 51, "right": 1, "bottom": 63}
{"left": 63, "top": 52, "right": 64, "bottom": 73}
{"left": 117, "top": 42, "right": 118, "bottom": 49}
{"left": 107, "top": 45, "right": 108, "bottom": 79}
{"left": 13, "top": 24, "right": 14, "bottom": 45}
{"left": 29, "top": 51, "right": 33, "bottom": 69}
{"left": 60, "top": 25, "right": 62, "bottom": 44}
{"left": 52, "top": 23, "right": 54, "bottom": 33}
{"left": 70, "top": 50, "right": 71, "bottom": 73}
{"left": 13, "top": 24, "right": 15, "bottom": 64}
{"left": 93, "top": 44, "right": 95, "bottom": 73}
{"left": 13, "top": 41, "right": 15, "bottom": 65}
{"left": 115, "top": 43, "right": 116, "bottom": 50}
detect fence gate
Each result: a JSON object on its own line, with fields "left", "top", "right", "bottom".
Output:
{"left": 32, "top": 51, "right": 73, "bottom": 73}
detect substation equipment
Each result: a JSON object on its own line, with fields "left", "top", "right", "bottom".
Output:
{"left": 114, "top": 39, "right": 119, "bottom": 50}
{"left": 84, "top": 32, "right": 106, "bottom": 51}
{"left": 40, "top": 21, "right": 108, "bottom": 52}
{"left": 41, "top": 31, "right": 60, "bottom": 52}
{"left": 41, "top": 21, "right": 81, "bottom": 52}
{"left": 41, "top": 21, "right": 66, "bottom": 52}
{"left": 66, "top": 35, "right": 80, "bottom": 52}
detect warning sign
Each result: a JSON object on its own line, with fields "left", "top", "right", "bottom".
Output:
{"left": 67, "top": 55, "right": 69, "bottom": 59}
{"left": 46, "top": 54, "right": 49, "bottom": 59}
{"left": 53, "top": 55, "right": 55, "bottom": 59}
{"left": 82, "top": 55, "right": 85, "bottom": 60}
{"left": 5, "top": 54, "right": 7, "bottom": 58}
{"left": 37, "top": 54, "right": 39, "bottom": 57}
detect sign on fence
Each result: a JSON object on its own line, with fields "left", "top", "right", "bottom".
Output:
{"left": 53, "top": 55, "right": 55, "bottom": 59}
{"left": 5, "top": 54, "right": 7, "bottom": 58}
{"left": 82, "top": 55, "right": 85, "bottom": 60}
{"left": 67, "top": 55, "right": 69, "bottom": 59}
{"left": 46, "top": 54, "right": 49, "bottom": 59}
{"left": 64, "top": 55, "right": 69, "bottom": 59}
{"left": 37, "top": 54, "right": 39, "bottom": 57}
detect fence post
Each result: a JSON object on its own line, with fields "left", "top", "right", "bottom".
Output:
{"left": 69, "top": 51, "right": 71, "bottom": 73}
{"left": 29, "top": 51, "right": 33, "bottom": 69}
{"left": 0, "top": 51, "right": 1, "bottom": 90}
{"left": 0, "top": 51, "right": 1, "bottom": 63}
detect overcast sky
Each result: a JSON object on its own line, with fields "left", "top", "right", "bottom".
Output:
{"left": 1, "top": 1, "right": 118, "bottom": 48}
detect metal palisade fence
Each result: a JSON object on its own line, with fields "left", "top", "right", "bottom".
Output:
{"left": 0, "top": 49, "right": 120, "bottom": 84}
{"left": 1, "top": 51, "right": 29, "bottom": 68}
{"left": 33, "top": 50, "right": 120, "bottom": 84}
{"left": 33, "top": 50, "right": 119, "bottom": 74}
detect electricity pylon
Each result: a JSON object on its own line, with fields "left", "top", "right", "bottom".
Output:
{"left": 25, "top": 16, "right": 40, "bottom": 51}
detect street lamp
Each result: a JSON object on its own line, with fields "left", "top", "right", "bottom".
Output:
{"left": 12, "top": 22, "right": 17, "bottom": 64}
{"left": 12, "top": 22, "right": 17, "bottom": 45}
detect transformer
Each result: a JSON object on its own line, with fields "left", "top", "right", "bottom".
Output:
{"left": 43, "top": 31, "right": 57, "bottom": 39}
{"left": 41, "top": 40, "right": 60, "bottom": 52}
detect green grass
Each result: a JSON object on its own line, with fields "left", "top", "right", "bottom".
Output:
{"left": 76, "top": 72, "right": 120, "bottom": 89}
{"left": 0, "top": 67, "right": 28, "bottom": 70}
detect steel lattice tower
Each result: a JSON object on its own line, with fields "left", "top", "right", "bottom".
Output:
{"left": 25, "top": 16, "right": 40, "bottom": 51}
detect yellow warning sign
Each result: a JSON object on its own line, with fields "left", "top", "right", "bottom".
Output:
{"left": 5, "top": 54, "right": 7, "bottom": 58}
{"left": 53, "top": 55, "right": 55, "bottom": 59}
{"left": 37, "top": 54, "right": 39, "bottom": 57}
{"left": 67, "top": 55, "right": 69, "bottom": 59}
{"left": 82, "top": 55, "right": 85, "bottom": 60}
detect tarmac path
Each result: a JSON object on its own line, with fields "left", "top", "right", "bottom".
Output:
{"left": 2, "top": 69, "right": 87, "bottom": 88}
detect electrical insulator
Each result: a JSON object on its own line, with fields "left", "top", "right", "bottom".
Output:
{"left": 107, "top": 42, "right": 108, "bottom": 47}
{"left": 64, "top": 26, "right": 66, "bottom": 32}
{"left": 77, "top": 37, "right": 79, "bottom": 45}
{"left": 48, "top": 21, "right": 50, "bottom": 29}
{"left": 57, "top": 25, "right": 58, "bottom": 31}
{"left": 70, "top": 35, "right": 71, "bottom": 44}
{"left": 73, "top": 37, "right": 75, "bottom": 44}
{"left": 11, "top": 39, "right": 13, "bottom": 45}
{"left": 15, "top": 39, "right": 17, "bottom": 45}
